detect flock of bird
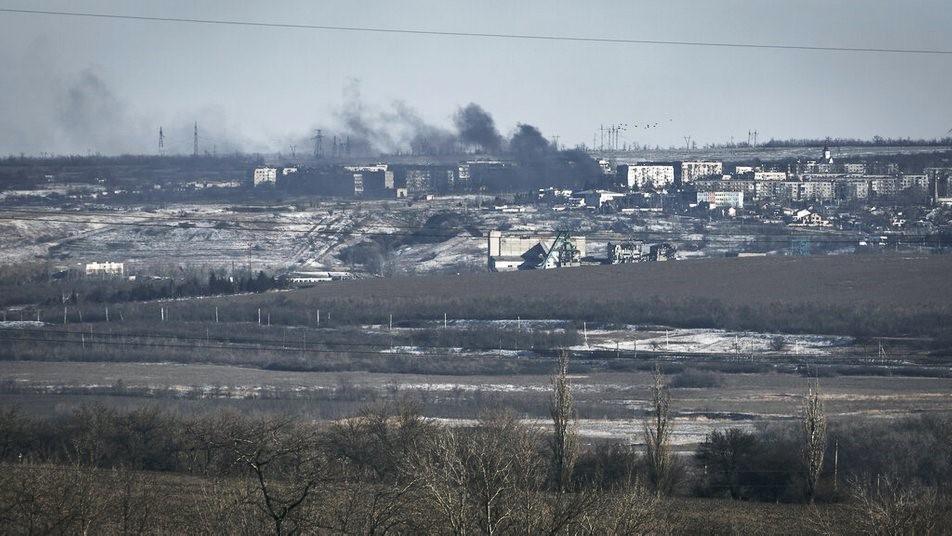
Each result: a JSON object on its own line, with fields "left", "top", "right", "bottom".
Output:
{"left": 627, "top": 118, "right": 674, "bottom": 130}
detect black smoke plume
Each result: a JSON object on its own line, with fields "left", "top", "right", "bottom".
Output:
{"left": 454, "top": 103, "right": 503, "bottom": 153}
{"left": 508, "top": 123, "right": 552, "bottom": 161}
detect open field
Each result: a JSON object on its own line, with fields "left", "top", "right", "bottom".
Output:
{"left": 4, "top": 360, "right": 950, "bottom": 445}
{"left": 143, "top": 253, "right": 952, "bottom": 339}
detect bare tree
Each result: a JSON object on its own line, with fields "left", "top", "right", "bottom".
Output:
{"left": 408, "top": 426, "right": 477, "bottom": 535}
{"left": 643, "top": 364, "right": 675, "bottom": 496}
{"left": 549, "top": 349, "right": 578, "bottom": 493}
{"left": 578, "top": 482, "right": 671, "bottom": 536}
{"left": 803, "top": 382, "right": 827, "bottom": 504}
{"left": 408, "top": 413, "right": 580, "bottom": 535}
{"left": 810, "top": 475, "right": 949, "bottom": 535}
{"left": 228, "top": 416, "right": 324, "bottom": 536}
{"left": 325, "top": 400, "right": 432, "bottom": 483}
{"left": 0, "top": 462, "right": 109, "bottom": 535}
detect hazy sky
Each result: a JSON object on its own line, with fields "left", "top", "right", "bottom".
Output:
{"left": 1, "top": 0, "right": 950, "bottom": 155}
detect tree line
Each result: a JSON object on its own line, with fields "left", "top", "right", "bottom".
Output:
{"left": 0, "top": 362, "right": 948, "bottom": 534}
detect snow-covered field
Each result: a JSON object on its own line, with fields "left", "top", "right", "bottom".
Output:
{"left": 0, "top": 198, "right": 861, "bottom": 272}
{"left": 426, "top": 417, "right": 759, "bottom": 444}
{"left": 571, "top": 327, "right": 854, "bottom": 357}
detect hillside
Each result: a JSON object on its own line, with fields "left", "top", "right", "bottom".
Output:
{"left": 300, "top": 254, "right": 952, "bottom": 308}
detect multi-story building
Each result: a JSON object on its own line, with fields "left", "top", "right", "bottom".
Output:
{"left": 753, "top": 171, "right": 787, "bottom": 182}
{"left": 681, "top": 161, "right": 723, "bottom": 184}
{"left": 695, "top": 178, "right": 756, "bottom": 197}
{"left": 619, "top": 164, "right": 675, "bottom": 189}
{"left": 755, "top": 180, "right": 835, "bottom": 203}
{"left": 734, "top": 165, "right": 755, "bottom": 175}
{"left": 899, "top": 174, "right": 929, "bottom": 191}
{"left": 697, "top": 191, "right": 744, "bottom": 209}
{"left": 843, "top": 163, "right": 867, "bottom": 174}
{"left": 252, "top": 167, "right": 278, "bottom": 186}
{"left": 405, "top": 169, "right": 432, "bottom": 194}
{"left": 868, "top": 175, "right": 899, "bottom": 197}
{"left": 836, "top": 179, "right": 870, "bottom": 201}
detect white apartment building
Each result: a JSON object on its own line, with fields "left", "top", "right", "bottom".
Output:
{"left": 681, "top": 161, "right": 723, "bottom": 184}
{"left": 252, "top": 167, "right": 278, "bottom": 186}
{"left": 623, "top": 164, "right": 675, "bottom": 189}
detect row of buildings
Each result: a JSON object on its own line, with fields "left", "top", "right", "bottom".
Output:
{"left": 617, "top": 148, "right": 942, "bottom": 206}
{"left": 616, "top": 161, "right": 723, "bottom": 189}
{"left": 487, "top": 230, "right": 674, "bottom": 271}
{"left": 252, "top": 160, "right": 513, "bottom": 198}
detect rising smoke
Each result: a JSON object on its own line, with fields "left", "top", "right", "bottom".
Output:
{"left": 0, "top": 44, "right": 262, "bottom": 157}
{"left": 454, "top": 103, "right": 503, "bottom": 153}
{"left": 2, "top": 61, "right": 563, "bottom": 161}
{"left": 508, "top": 123, "right": 553, "bottom": 161}
{"left": 56, "top": 69, "right": 147, "bottom": 154}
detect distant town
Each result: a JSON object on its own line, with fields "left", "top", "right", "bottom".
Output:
{"left": 2, "top": 141, "right": 952, "bottom": 285}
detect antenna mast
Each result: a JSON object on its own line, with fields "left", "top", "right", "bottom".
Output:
{"left": 192, "top": 122, "right": 199, "bottom": 157}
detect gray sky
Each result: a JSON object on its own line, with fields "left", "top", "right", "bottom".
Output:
{"left": 1, "top": 0, "right": 950, "bottom": 155}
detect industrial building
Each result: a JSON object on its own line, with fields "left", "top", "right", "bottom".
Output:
{"left": 574, "top": 189, "right": 627, "bottom": 209}
{"left": 927, "top": 167, "right": 952, "bottom": 204}
{"left": 487, "top": 231, "right": 586, "bottom": 271}
{"left": 607, "top": 241, "right": 645, "bottom": 263}
{"left": 85, "top": 262, "right": 124, "bottom": 277}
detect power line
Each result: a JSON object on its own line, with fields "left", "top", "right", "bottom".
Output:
{"left": 1, "top": 8, "right": 951, "bottom": 56}
{"left": 0, "top": 327, "right": 939, "bottom": 370}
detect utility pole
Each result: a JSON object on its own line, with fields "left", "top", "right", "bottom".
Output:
{"left": 312, "top": 129, "right": 323, "bottom": 158}
{"left": 833, "top": 439, "right": 839, "bottom": 492}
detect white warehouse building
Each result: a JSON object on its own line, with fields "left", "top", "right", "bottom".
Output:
{"left": 85, "top": 262, "right": 125, "bottom": 277}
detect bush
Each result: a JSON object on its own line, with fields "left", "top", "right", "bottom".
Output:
{"left": 670, "top": 369, "right": 722, "bottom": 388}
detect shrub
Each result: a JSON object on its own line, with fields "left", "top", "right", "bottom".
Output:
{"left": 670, "top": 369, "right": 723, "bottom": 388}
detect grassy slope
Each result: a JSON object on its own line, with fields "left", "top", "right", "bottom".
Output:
{"left": 297, "top": 254, "right": 952, "bottom": 308}
{"left": 56, "top": 254, "right": 950, "bottom": 337}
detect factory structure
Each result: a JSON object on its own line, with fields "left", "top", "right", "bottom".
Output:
{"left": 487, "top": 231, "right": 586, "bottom": 271}
{"left": 488, "top": 231, "right": 675, "bottom": 271}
